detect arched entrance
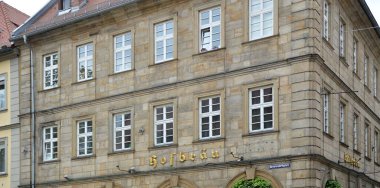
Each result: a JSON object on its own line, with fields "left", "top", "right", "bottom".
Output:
{"left": 226, "top": 169, "right": 283, "bottom": 188}
{"left": 157, "top": 176, "right": 198, "bottom": 188}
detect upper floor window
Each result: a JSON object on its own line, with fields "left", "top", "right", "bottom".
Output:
{"left": 375, "top": 131, "right": 379, "bottom": 163}
{"left": 0, "top": 76, "right": 5, "bottom": 110}
{"left": 43, "top": 126, "right": 58, "bottom": 161}
{"left": 43, "top": 53, "right": 59, "bottom": 89}
{"left": 364, "top": 55, "right": 369, "bottom": 86}
{"left": 199, "top": 96, "right": 221, "bottom": 139}
{"left": 77, "top": 43, "right": 93, "bottom": 81}
{"left": 114, "top": 112, "right": 132, "bottom": 151}
{"left": 155, "top": 20, "right": 174, "bottom": 63}
{"left": 365, "top": 124, "right": 370, "bottom": 158}
{"left": 0, "top": 139, "right": 6, "bottom": 174}
{"left": 339, "top": 19, "right": 345, "bottom": 58}
{"left": 373, "top": 67, "right": 378, "bottom": 97}
{"left": 59, "top": 0, "right": 71, "bottom": 11}
{"left": 154, "top": 105, "right": 174, "bottom": 146}
{"left": 323, "top": 91, "right": 330, "bottom": 134}
{"left": 77, "top": 120, "right": 93, "bottom": 156}
{"left": 323, "top": 0, "right": 329, "bottom": 40}
{"left": 249, "top": 87, "right": 273, "bottom": 132}
{"left": 114, "top": 32, "right": 132, "bottom": 72}
{"left": 353, "top": 114, "right": 359, "bottom": 151}
{"left": 339, "top": 102, "right": 346, "bottom": 143}
{"left": 200, "top": 7, "right": 221, "bottom": 52}
{"left": 249, "top": 0, "right": 273, "bottom": 40}
{"left": 353, "top": 39, "right": 358, "bottom": 74}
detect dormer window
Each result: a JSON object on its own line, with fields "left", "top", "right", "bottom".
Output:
{"left": 59, "top": 0, "right": 71, "bottom": 11}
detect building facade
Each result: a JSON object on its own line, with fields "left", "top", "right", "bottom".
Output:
{"left": 0, "top": 2, "right": 28, "bottom": 188}
{"left": 12, "top": 0, "right": 380, "bottom": 187}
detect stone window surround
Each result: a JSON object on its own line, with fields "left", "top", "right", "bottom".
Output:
{"left": 148, "top": 98, "right": 178, "bottom": 148}
{"left": 0, "top": 137, "right": 7, "bottom": 175}
{"left": 42, "top": 52, "right": 59, "bottom": 90}
{"left": 149, "top": 13, "right": 178, "bottom": 65}
{"left": 322, "top": 82, "right": 333, "bottom": 136}
{"left": 339, "top": 98, "right": 348, "bottom": 145}
{"left": 364, "top": 121, "right": 371, "bottom": 160}
{"left": 243, "top": 79, "right": 279, "bottom": 135}
{"left": 193, "top": 89, "right": 225, "bottom": 142}
{"left": 353, "top": 37, "right": 358, "bottom": 75}
{"left": 76, "top": 43, "right": 94, "bottom": 82}
{"left": 108, "top": 107, "right": 134, "bottom": 153}
{"left": 323, "top": 0, "right": 331, "bottom": 41}
{"left": 72, "top": 39, "right": 96, "bottom": 84}
{"left": 42, "top": 125, "right": 59, "bottom": 162}
{"left": 192, "top": 0, "right": 225, "bottom": 54}
{"left": 71, "top": 115, "right": 96, "bottom": 159}
{"left": 339, "top": 17, "right": 346, "bottom": 59}
{"left": 113, "top": 32, "right": 133, "bottom": 73}
{"left": 375, "top": 129, "right": 379, "bottom": 163}
{"left": 108, "top": 27, "right": 135, "bottom": 76}
{"left": 353, "top": 110, "right": 360, "bottom": 153}
{"left": 38, "top": 121, "right": 60, "bottom": 164}
{"left": 243, "top": 0, "right": 279, "bottom": 43}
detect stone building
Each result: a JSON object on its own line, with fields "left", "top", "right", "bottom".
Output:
{"left": 11, "top": 0, "right": 380, "bottom": 187}
{"left": 0, "top": 2, "right": 28, "bottom": 188}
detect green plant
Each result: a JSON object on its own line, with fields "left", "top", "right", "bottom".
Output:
{"left": 325, "top": 179, "right": 342, "bottom": 188}
{"left": 232, "top": 177, "right": 272, "bottom": 188}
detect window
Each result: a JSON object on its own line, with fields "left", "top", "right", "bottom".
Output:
{"left": 365, "top": 55, "right": 369, "bottom": 86}
{"left": 373, "top": 67, "right": 377, "bottom": 97}
{"left": 353, "top": 114, "right": 359, "bottom": 151}
{"left": 323, "top": 0, "right": 329, "bottom": 40}
{"left": 43, "top": 126, "right": 58, "bottom": 161}
{"left": 114, "top": 32, "right": 132, "bottom": 72}
{"left": 365, "top": 124, "right": 370, "bottom": 158}
{"left": 199, "top": 7, "right": 221, "bottom": 52}
{"left": 43, "top": 53, "right": 59, "bottom": 89}
{"left": 154, "top": 20, "right": 174, "bottom": 63}
{"left": 353, "top": 39, "right": 358, "bottom": 73}
{"left": 0, "top": 139, "right": 6, "bottom": 174}
{"left": 77, "top": 120, "right": 93, "bottom": 156}
{"left": 59, "top": 0, "right": 70, "bottom": 11}
{"left": 249, "top": 0, "right": 273, "bottom": 40}
{"left": 339, "top": 19, "right": 345, "bottom": 57}
{"left": 323, "top": 91, "right": 329, "bottom": 133}
{"left": 249, "top": 87, "right": 273, "bottom": 132}
{"left": 114, "top": 112, "right": 132, "bottom": 151}
{"left": 375, "top": 131, "right": 379, "bottom": 163}
{"left": 199, "top": 96, "right": 221, "bottom": 139}
{"left": 77, "top": 43, "right": 94, "bottom": 81}
{"left": 154, "top": 105, "right": 174, "bottom": 145}
{"left": 0, "top": 76, "right": 5, "bottom": 110}
{"left": 339, "top": 102, "right": 345, "bottom": 143}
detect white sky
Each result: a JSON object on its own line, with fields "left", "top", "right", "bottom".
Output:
{"left": 2, "top": 0, "right": 380, "bottom": 24}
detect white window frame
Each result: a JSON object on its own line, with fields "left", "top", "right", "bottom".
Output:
{"left": 353, "top": 114, "right": 358, "bottom": 151}
{"left": 199, "top": 96, "right": 221, "bottom": 139}
{"left": 154, "top": 105, "right": 174, "bottom": 146}
{"left": 249, "top": 0, "right": 274, "bottom": 41}
{"left": 0, "top": 76, "right": 6, "bottom": 110}
{"left": 323, "top": 92, "right": 329, "bottom": 134}
{"left": 113, "top": 112, "right": 132, "bottom": 151}
{"left": 365, "top": 124, "right": 370, "bottom": 158}
{"left": 373, "top": 67, "right": 377, "bottom": 97}
{"left": 199, "top": 7, "right": 221, "bottom": 52}
{"left": 77, "top": 120, "right": 93, "bottom": 157}
{"left": 353, "top": 39, "right": 358, "bottom": 73}
{"left": 365, "top": 55, "right": 369, "bottom": 86}
{"left": 249, "top": 87, "right": 274, "bottom": 132}
{"left": 43, "top": 53, "right": 59, "bottom": 90}
{"left": 339, "top": 19, "right": 345, "bottom": 57}
{"left": 43, "top": 126, "right": 58, "bottom": 161}
{"left": 77, "top": 43, "right": 94, "bottom": 82}
{"left": 339, "top": 102, "right": 345, "bottom": 143}
{"left": 154, "top": 20, "right": 174, "bottom": 63}
{"left": 323, "top": 0, "right": 329, "bottom": 40}
{"left": 114, "top": 32, "right": 132, "bottom": 73}
{"left": 0, "top": 138, "right": 6, "bottom": 174}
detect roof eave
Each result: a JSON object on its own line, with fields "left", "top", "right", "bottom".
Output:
{"left": 359, "top": 0, "right": 380, "bottom": 38}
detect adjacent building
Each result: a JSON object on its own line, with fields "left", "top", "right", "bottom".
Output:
{"left": 0, "top": 1, "right": 29, "bottom": 188}
{"left": 11, "top": 0, "right": 380, "bottom": 187}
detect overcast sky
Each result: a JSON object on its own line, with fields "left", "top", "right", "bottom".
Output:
{"left": 2, "top": 0, "right": 380, "bottom": 24}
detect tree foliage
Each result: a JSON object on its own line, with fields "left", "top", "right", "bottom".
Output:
{"left": 232, "top": 177, "right": 272, "bottom": 188}
{"left": 325, "top": 179, "right": 342, "bottom": 188}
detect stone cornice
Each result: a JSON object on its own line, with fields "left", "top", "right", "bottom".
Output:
{"left": 0, "top": 123, "right": 20, "bottom": 131}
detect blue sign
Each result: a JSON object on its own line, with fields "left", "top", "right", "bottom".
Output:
{"left": 269, "top": 163, "right": 291, "bottom": 169}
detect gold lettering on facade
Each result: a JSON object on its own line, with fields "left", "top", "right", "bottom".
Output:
{"left": 190, "top": 153, "right": 196, "bottom": 161}
{"left": 179, "top": 152, "right": 186, "bottom": 162}
{"left": 160, "top": 157, "right": 167, "bottom": 165}
{"left": 200, "top": 149, "right": 208, "bottom": 160}
{"left": 344, "top": 153, "right": 360, "bottom": 168}
{"left": 212, "top": 150, "right": 220, "bottom": 158}
{"left": 150, "top": 155, "right": 158, "bottom": 168}
{"left": 170, "top": 153, "right": 176, "bottom": 167}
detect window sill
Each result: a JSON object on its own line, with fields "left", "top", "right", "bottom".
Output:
{"left": 38, "top": 86, "right": 60, "bottom": 93}
{"left": 339, "top": 142, "right": 349, "bottom": 148}
{"left": 148, "top": 144, "right": 178, "bottom": 151}
{"left": 149, "top": 58, "right": 178, "bottom": 67}
{"left": 0, "top": 173, "right": 7, "bottom": 177}
{"left": 353, "top": 149, "right": 361, "bottom": 155}
{"left": 71, "top": 154, "right": 96, "bottom": 161}
{"left": 108, "top": 149, "right": 134, "bottom": 156}
{"left": 365, "top": 156, "right": 371, "bottom": 161}
{"left": 39, "top": 159, "right": 60, "bottom": 165}
{"left": 192, "top": 48, "right": 226, "bottom": 57}
{"left": 340, "top": 57, "right": 349, "bottom": 67}
{"left": 71, "top": 78, "right": 95, "bottom": 86}
{"left": 323, "top": 132, "right": 334, "bottom": 140}
{"left": 109, "top": 69, "right": 135, "bottom": 77}
{"left": 242, "top": 35, "right": 279, "bottom": 46}
{"left": 365, "top": 85, "right": 371, "bottom": 93}
{"left": 353, "top": 72, "right": 361, "bottom": 80}
{"left": 243, "top": 130, "right": 279, "bottom": 137}
{"left": 322, "top": 38, "right": 334, "bottom": 51}
{"left": 0, "top": 108, "right": 8, "bottom": 113}
{"left": 192, "top": 137, "right": 225, "bottom": 145}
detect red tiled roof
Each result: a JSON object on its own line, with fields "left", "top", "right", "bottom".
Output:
{"left": 0, "top": 1, "right": 29, "bottom": 47}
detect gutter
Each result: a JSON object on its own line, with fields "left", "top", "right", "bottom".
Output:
{"left": 359, "top": 0, "right": 380, "bottom": 38}
{"left": 22, "top": 35, "right": 36, "bottom": 188}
